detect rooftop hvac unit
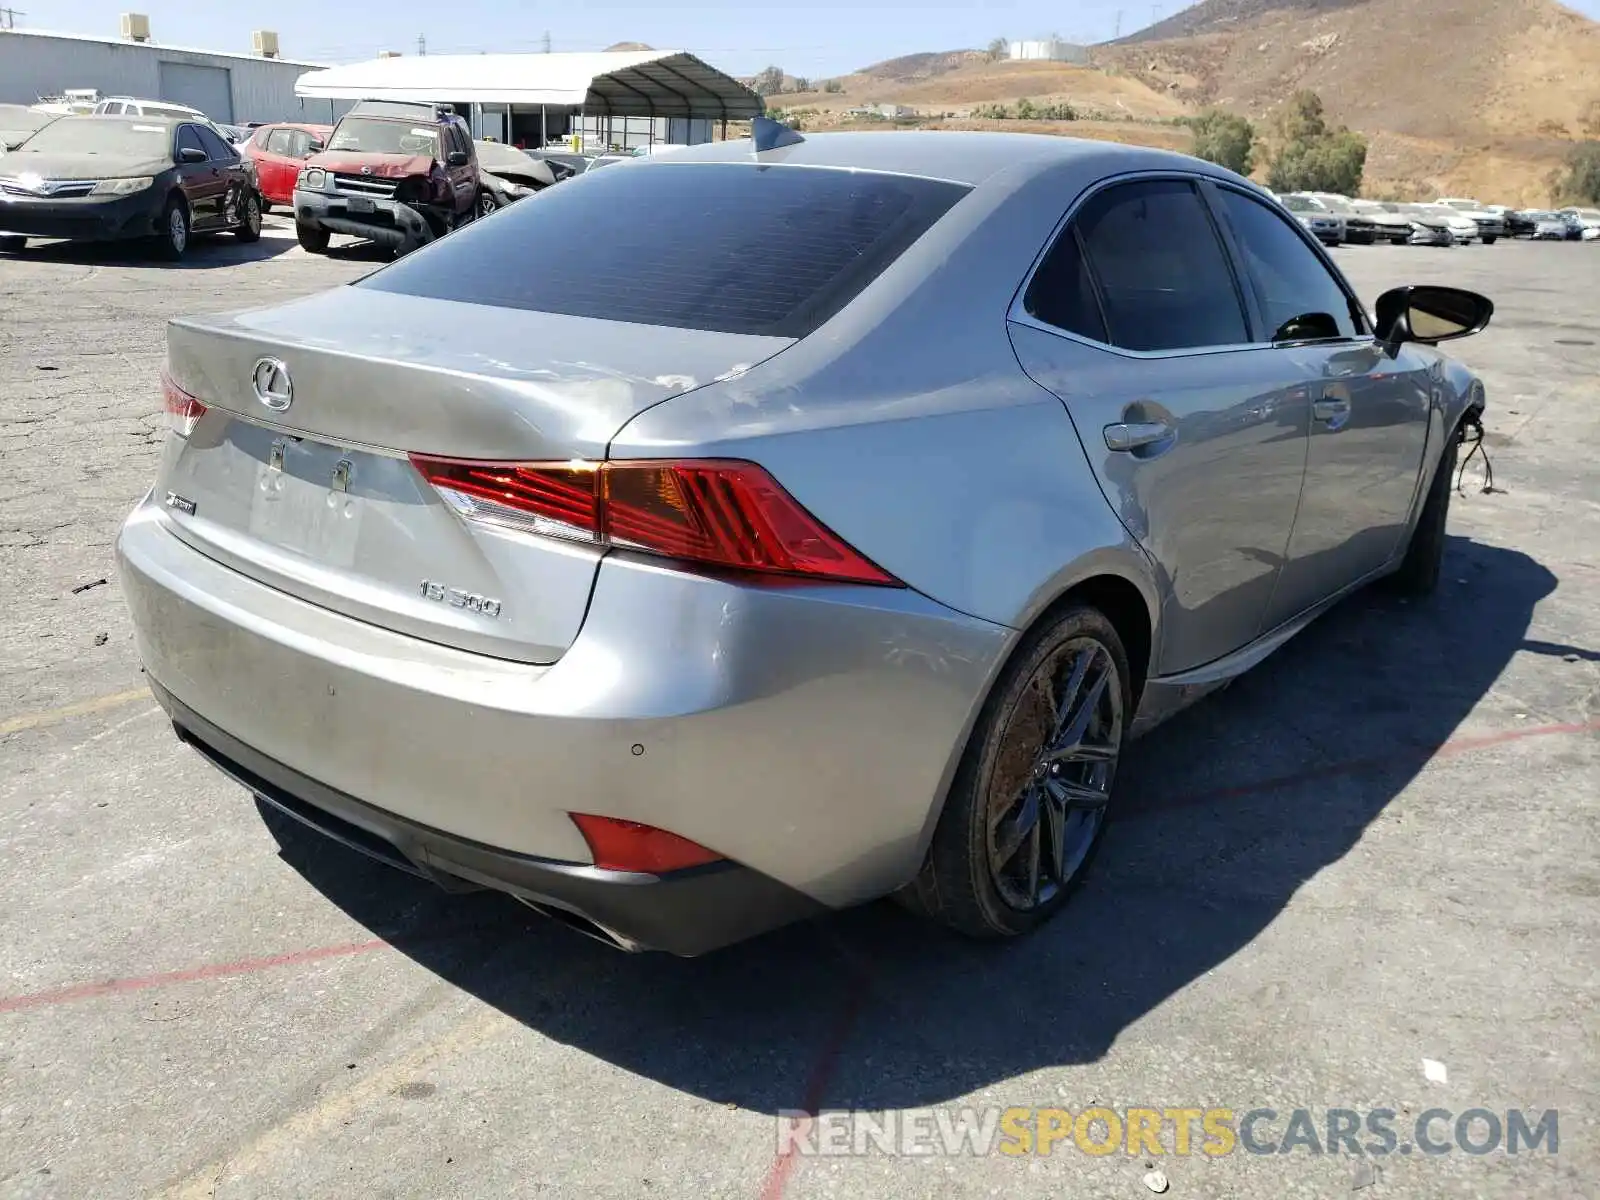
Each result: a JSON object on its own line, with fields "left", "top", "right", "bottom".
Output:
{"left": 252, "top": 30, "right": 280, "bottom": 59}
{"left": 120, "top": 12, "right": 151, "bottom": 42}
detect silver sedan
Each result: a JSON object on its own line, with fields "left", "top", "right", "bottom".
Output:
{"left": 118, "top": 129, "right": 1493, "bottom": 954}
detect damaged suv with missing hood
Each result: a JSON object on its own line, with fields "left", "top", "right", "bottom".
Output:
{"left": 292, "top": 101, "right": 479, "bottom": 256}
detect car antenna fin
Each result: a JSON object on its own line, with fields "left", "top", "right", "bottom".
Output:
{"left": 751, "top": 115, "right": 804, "bottom": 154}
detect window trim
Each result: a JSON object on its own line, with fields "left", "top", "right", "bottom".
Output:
{"left": 1008, "top": 169, "right": 1265, "bottom": 361}
{"left": 1203, "top": 180, "right": 1374, "bottom": 347}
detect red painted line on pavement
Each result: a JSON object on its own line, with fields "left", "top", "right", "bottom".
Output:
{"left": 760, "top": 975, "right": 871, "bottom": 1200}
{"left": 0, "top": 938, "right": 387, "bottom": 1015}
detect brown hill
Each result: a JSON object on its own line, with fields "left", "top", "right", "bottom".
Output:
{"left": 1095, "top": 0, "right": 1600, "bottom": 200}
{"left": 775, "top": 57, "right": 1188, "bottom": 121}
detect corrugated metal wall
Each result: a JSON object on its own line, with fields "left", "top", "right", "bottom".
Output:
{"left": 0, "top": 30, "right": 334, "bottom": 125}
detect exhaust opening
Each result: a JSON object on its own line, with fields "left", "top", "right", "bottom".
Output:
{"left": 516, "top": 897, "right": 643, "bottom": 952}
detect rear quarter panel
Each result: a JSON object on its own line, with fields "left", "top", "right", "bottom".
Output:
{"left": 608, "top": 152, "right": 1161, "bottom": 638}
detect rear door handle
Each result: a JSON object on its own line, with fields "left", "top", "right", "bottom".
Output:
{"left": 1103, "top": 421, "right": 1173, "bottom": 452}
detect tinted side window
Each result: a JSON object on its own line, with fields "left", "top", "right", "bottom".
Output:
{"left": 175, "top": 125, "right": 205, "bottom": 158}
{"left": 1074, "top": 179, "right": 1248, "bottom": 352}
{"left": 196, "top": 125, "right": 236, "bottom": 161}
{"left": 1215, "top": 189, "right": 1361, "bottom": 342}
{"left": 1024, "top": 228, "right": 1108, "bottom": 344}
{"left": 359, "top": 162, "right": 969, "bottom": 337}
{"left": 265, "top": 128, "right": 294, "bottom": 155}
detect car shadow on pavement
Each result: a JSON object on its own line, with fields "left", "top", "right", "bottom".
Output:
{"left": 1, "top": 235, "right": 296, "bottom": 269}
{"left": 262, "top": 533, "right": 1557, "bottom": 1113}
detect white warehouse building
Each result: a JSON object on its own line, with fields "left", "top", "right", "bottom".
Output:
{"left": 1008, "top": 37, "right": 1090, "bottom": 65}
{"left": 0, "top": 23, "right": 334, "bottom": 126}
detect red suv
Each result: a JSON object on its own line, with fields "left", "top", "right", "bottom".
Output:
{"left": 291, "top": 100, "right": 480, "bottom": 256}
{"left": 243, "top": 123, "right": 333, "bottom": 211}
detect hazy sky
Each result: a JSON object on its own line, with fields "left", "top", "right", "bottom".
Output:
{"left": 18, "top": 0, "right": 1600, "bottom": 77}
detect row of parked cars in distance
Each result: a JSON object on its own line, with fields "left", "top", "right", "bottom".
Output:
{"left": 1276, "top": 188, "right": 1600, "bottom": 246}
{"left": 0, "top": 94, "right": 641, "bottom": 261}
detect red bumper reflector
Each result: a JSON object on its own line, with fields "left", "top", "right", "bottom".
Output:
{"left": 569, "top": 813, "right": 725, "bottom": 874}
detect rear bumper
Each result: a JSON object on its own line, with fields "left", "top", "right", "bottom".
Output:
{"left": 117, "top": 498, "right": 1009, "bottom": 933}
{"left": 0, "top": 191, "right": 163, "bottom": 241}
{"left": 158, "top": 681, "right": 822, "bottom": 955}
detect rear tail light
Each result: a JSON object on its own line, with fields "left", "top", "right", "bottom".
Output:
{"left": 410, "top": 455, "right": 901, "bottom": 586}
{"left": 569, "top": 813, "right": 724, "bottom": 874}
{"left": 162, "top": 373, "right": 206, "bottom": 437}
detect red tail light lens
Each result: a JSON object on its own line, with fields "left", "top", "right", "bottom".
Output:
{"left": 569, "top": 813, "right": 724, "bottom": 874}
{"left": 162, "top": 373, "right": 206, "bottom": 437}
{"left": 410, "top": 455, "right": 901, "bottom": 586}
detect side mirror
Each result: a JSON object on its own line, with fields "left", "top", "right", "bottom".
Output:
{"left": 1373, "top": 285, "right": 1493, "bottom": 348}
{"left": 446, "top": 150, "right": 469, "bottom": 168}
{"left": 307, "top": 139, "right": 325, "bottom": 153}
{"left": 178, "top": 146, "right": 208, "bottom": 164}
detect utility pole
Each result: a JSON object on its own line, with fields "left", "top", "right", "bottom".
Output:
{"left": 417, "top": 32, "right": 427, "bottom": 56}
{"left": 541, "top": 29, "right": 551, "bottom": 54}
{"left": 1150, "top": 5, "right": 1161, "bottom": 25}
{"left": 0, "top": 7, "right": 25, "bottom": 30}
{"left": 1114, "top": 9, "right": 1124, "bottom": 38}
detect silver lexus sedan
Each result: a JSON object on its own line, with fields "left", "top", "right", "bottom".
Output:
{"left": 118, "top": 130, "right": 1493, "bottom": 955}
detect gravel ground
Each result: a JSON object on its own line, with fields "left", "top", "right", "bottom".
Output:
{"left": 1, "top": 225, "right": 1596, "bottom": 1200}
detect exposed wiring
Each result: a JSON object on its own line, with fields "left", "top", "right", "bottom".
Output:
{"left": 1455, "top": 409, "right": 1497, "bottom": 494}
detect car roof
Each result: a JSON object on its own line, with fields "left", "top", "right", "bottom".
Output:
{"left": 57, "top": 113, "right": 189, "bottom": 128}
{"left": 654, "top": 130, "right": 1230, "bottom": 189}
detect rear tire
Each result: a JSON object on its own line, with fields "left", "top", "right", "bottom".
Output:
{"left": 1387, "top": 421, "right": 1461, "bottom": 596}
{"left": 900, "top": 603, "right": 1132, "bottom": 939}
{"left": 234, "top": 192, "right": 262, "bottom": 242}
{"left": 295, "top": 222, "right": 330, "bottom": 254}
{"left": 1483, "top": 235, "right": 1498, "bottom": 245}
{"left": 477, "top": 189, "right": 500, "bottom": 220}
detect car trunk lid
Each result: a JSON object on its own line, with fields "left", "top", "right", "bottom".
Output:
{"left": 156, "top": 287, "right": 792, "bottom": 663}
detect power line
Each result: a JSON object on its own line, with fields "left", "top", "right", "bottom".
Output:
{"left": 0, "top": 7, "right": 26, "bottom": 29}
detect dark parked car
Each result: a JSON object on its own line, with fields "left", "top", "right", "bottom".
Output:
{"left": 474, "top": 140, "right": 558, "bottom": 214}
{"left": 292, "top": 100, "right": 479, "bottom": 256}
{"left": 0, "top": 115, "right": 262, "bottom": 258}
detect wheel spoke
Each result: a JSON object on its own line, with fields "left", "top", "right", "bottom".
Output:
{"left": 1042, "top": 783, "right": 1068, "bottom": 883}
{"left": 1023, "top": 820, "right": 1042, "bottom": 900}
{"left": 1050, "top": 648, "right": 1094, "bottom": 742}
{"left": 1044, "top": 776, "right": 1111, "bottom": 811}
{"left": 992, "top": 784, "right": 1041, "bottom": 867}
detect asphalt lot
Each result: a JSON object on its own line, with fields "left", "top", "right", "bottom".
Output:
{"left": 1, "top": 219, "right": 1597, "bottom": 1199}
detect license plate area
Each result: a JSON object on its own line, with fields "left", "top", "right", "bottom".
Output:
{"left": 347, "top": 196, "right": 375, "bottom": 214}
{"left": 247, "top": 438, "right": 365, "bottom": 567}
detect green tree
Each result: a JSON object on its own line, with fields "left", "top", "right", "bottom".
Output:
{"left": 822, "top": 79, "right": 845, "bottom": 94}
{"left": 1187, "top": 108, "right": 1255, "bottom": 175}
{"left": 752, "top": 65, "right": 786, "bottom": 97}
{"left": 792, "top": 76, "right": 811, "bottom": 93}
{"left": 987, "top": 38, "right": 1009, "bottom": 62}
{"left": 1556, "top": 141, "right": 1600, "bottom": 203}
{"left": 1266, "top": 90, "right": 1368, "bottom": 195}
{"left": 1015, "top": 97, "right": 1037, "bottom": 119}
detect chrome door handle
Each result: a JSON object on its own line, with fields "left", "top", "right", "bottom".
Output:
{"left": 1312, "top": 398, "right": 1351, "bottom": 423}
{"left": 1103, "top": 421, "right": 1173, "bottom": 452}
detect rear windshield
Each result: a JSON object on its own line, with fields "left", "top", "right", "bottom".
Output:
{"left": 358, "top": 162, "right": 970, "bottom": 337}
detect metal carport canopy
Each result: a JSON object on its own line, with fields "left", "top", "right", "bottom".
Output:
{"left": 293, "top": 50, "right": 764, "bottom": 119}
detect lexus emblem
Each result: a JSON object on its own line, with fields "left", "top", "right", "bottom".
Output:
{"left": 252, "top": 357, "right": 293, "bottom": 412}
